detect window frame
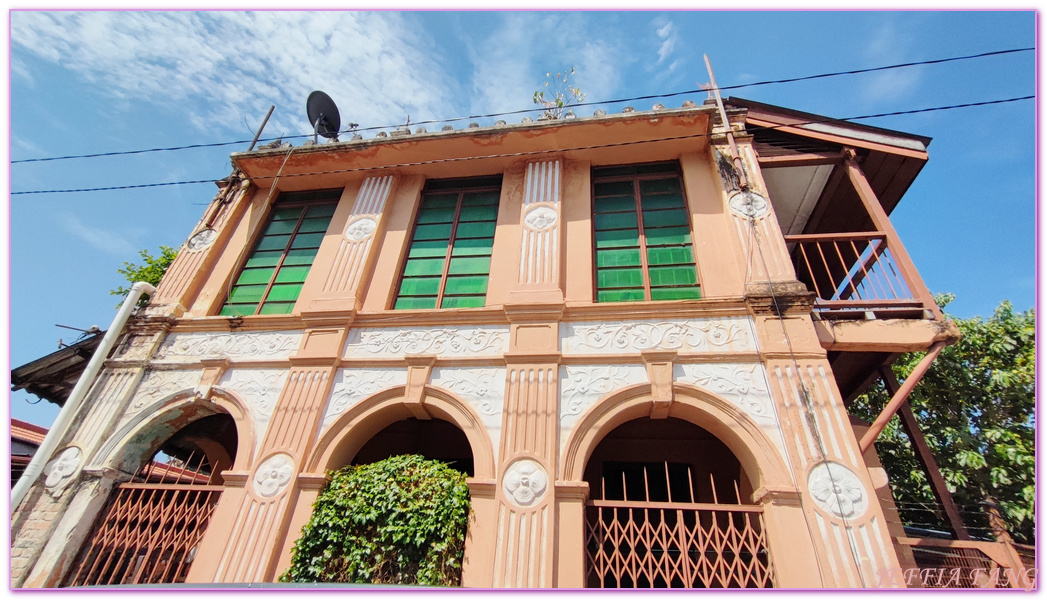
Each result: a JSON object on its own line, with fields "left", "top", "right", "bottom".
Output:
{"left": 590, "top": 162, "right": 702, "bottom": 303}
{"left": 391, "top": 176, "right": 502, "bottom": 310}
{"left": 218, "top": 188, "right": 341, "bottom": 317}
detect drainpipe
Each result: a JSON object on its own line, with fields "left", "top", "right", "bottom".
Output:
{"left": 11, "top": 282, "right": 156, "bottom": 515}
{"left": 857, "top": 341, "right": 945, "bottom": 455}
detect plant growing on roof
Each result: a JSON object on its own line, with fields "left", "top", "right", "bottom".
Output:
{"left": 280, "top": 455, "right": 471, "bottom": 586}
{"left": 110, "top": 245, "right": 178, "bottom": 308}
{"left": 533, "top": 67, "right": 585, "bottom": 120}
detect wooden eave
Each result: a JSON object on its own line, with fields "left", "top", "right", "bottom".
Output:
{"left": 10, "top": 333, "right": 104, "bottom": 406}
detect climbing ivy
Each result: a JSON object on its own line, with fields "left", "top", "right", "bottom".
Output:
{"left": 280, "top": 455, "right": 471, "bottom": 586}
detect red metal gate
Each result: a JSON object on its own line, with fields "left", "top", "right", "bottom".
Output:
{"left": 63, "top": 453, "right": 223, "bottom": 586}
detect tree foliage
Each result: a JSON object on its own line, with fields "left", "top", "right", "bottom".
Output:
{"left": 110, "top": 245, "right": 178, "bottom": 307}
{"left": 850, "top": 295, "right": 1035, "bottom": 543}
{"left": 281, "top": 455, "right": 471, "bottom": 586}
{"left": 533, "top": 67, "right": 585, "bottom": 119}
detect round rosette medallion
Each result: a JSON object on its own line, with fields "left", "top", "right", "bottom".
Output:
{"left": 503, "top": 459, "right": 549, "bottom": 508}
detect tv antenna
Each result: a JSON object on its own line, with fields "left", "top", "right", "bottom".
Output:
{"left": 306, "top": 90, "right": 341, "bottom": 143}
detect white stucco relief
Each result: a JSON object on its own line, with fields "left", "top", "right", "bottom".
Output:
{"left": 43, "top": 446, "right": 82, "bottom": 494}
{"left": 808, "top": 461, "right": 869, "bottom": 520}
{"left": 430, "top": 367, "right": 505, "bottom": 465}
{"left": 321, "top": 368, "right": 408, "bottom": 429}
{"left": 344, "top": 326, "right": 509, "bottom": 358}
{"left": 219, "top": 369, "right": 288, "bottom": 454}
{"left": 127, "top": 369, "right": 202, "bottom": 414}
{"left": 253, "top": 453, "right": 295, "bottom": 498}
{"left": 561, "top": 317, "right": 756, "bottom": 355}
{"left": 558, "top": 365, "right": 647, "bottom": 451}
{"left": 503, "top": 459, "right": 548, "bottom": 508}
{"left": 156, "top": 331, "right": 301, "bottom": 362}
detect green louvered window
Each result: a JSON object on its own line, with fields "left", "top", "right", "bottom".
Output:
{"left": 394, "top": 176, "right": 502, "bottom": 310}
{"left": 220, "top": 189, "right": 340, "bottom": 316}
{"left": 592, "top": 163, "right": 701, "bottom": 303}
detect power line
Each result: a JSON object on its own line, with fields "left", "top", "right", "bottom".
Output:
{"left": 10, "top": 94, "right": 1034, "bottom": 196}
{"left": 11, "top": 46, "right": 1034, "bottom": 165}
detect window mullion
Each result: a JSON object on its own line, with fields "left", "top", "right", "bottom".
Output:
{"left": 435, "top": 191, "right": 465, "bottom": 308}
{"left": 634, "top": 179, "right": 653, "bottom": 301}
{"left": 254, "top": 206, "right": 307, "bottom": 315}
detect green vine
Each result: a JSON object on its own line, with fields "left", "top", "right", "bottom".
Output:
{"left": 280, "top": 455, "right": 471, "bottom": 586}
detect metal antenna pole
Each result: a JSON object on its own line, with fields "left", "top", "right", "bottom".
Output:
{"left": 248, "top": 105, "right": 275, "bottom": 151}
{"left": 703, "top": 54, "right": 749, "bottom": 190}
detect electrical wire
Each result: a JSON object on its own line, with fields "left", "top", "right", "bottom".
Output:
{"left": 11, "top": 94, "right": 1034, "bottom": 196}
{"left": 10, "top": 46, "right": 1034, "bottom": 165}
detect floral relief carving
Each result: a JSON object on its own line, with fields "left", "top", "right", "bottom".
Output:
{"left": 345, "top": 217, "right": 378, "bottom": 241}
{"left": 186, "top": 227, "right": 218, "bottom": 251}
{"left": 157, "top": 331, "right": 301, "bottom": 360}
{"left": 563, "top": 319, "right": 754, "bottom": 354}
{"left": 128, "top": 369, "right": 201, "bottom": 413}
{"left": 254, "top": 453, "right": 295, "bottom": 498}
{"left": 503, "top": 459, "right": 548, "bottom": 507}
{"left": 807, "top": 461, "right": 868, "bottom": 519}
{"left": 728, "top": 190, "right": 770, "bottom": 220}
{"left": 675, "top": 363, "right": 774, "bottom": 422}
{"left": 430, "top": 367, "right": 503, "bottom": 416}
{"left": 345, "top": 326, "right": 509, "bottom": 358}
{"left": 323, "top": 369, "right": 407, "bottom": 425}
{"left": 220, "top": 370, "right": 287, "bottom": 418}
{"left": 523, "top": 206, "right": 558, "bottom": 231}
{"left": 561, "top": 366, "right": 643, "bottom": 417}
{"left": 44, "top": 447, "right": 82, "bottom": 491}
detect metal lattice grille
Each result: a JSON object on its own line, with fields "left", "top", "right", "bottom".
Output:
{"left": 63, "top": 453, "right": 223, "bottom": 587}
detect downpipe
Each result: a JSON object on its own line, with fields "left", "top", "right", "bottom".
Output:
{"left": 11, "top": 282, "right": 156, "bottom": 515}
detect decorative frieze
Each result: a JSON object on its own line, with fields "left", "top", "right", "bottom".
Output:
{"left": 674, "top": 363, "right": 774, "bottom": 424}
{"left": 561, "top": 317, "right": 756, "bottom": 355}
{"left": 430, "top": 367, "right": 505, "bottom": 464}
{"left": 156, "top": 331, "right": 301, "bottom": 362}
{"left": 321, "top": 368, "right": 408, "bottom": 427}
{"left": 127, "top": 369, "right": 202, "bottom": 414}
{"left": 219, "top": 369, "right": 289, "bottom": 452}
{"left": 344, "top": 326, "right": 509, "bottom": 358}
{"left": 558, "top": 364, "right": 647, "bottom": 450}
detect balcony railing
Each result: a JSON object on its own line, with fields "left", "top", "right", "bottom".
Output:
{"left": 895, "top": 537, "right": 1035, "bottom": 589}
{"left": 786, "top": 232, "right": 934, "bottom": 318}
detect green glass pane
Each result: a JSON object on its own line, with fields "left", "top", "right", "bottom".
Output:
{"left": 306, "top": 204, "right": 337, "bottom": 218}
{"left": 282, "top": 248, "right": 319, "bottom": 266}
{"left": 408, "top": 239, "right": 450, "bottom": 258}
{"left": 413, "top": 223, "right": 453, "bottom": 241}
{"left": 596, "top": 268, "right": 643, "bottom": 289}
{"left": 258, "top": 302, "right": 296, "bottom": 315}
{"left": 266, "top": 283, "right": 303, "bottom": 302}
{"left": 458, "top": 205, "right": 498, "bottom": 222}
{"left": 421, "top": 194, "right": 459, "bottom": 210}
{"left": 593, "top": 181, "right": 633, "bottom": 196}
{"left": 256, "top": 234, "right": 291, "bottom": 252}
{"left": 263, "top": 218, "right": 298, "bottom": 236}
{"left": 220, "top": 304, "right": 256, "bottom": 317}
{"left": 403, "top": 258, "right": 445, "bottom": 277}
{"left": 643, "top": 208, "right": 689, "bottom": 229}
{"left": 594, "top": 211, "right": 638, "bottom": 231}
{"left": 596, "top": 248, "right": 641, "bottom": 268}
{"left": 441, "top": 296, "right": 486, "bottom": 308}
{"left": 597, "top": 289, "right": 645, "bottom": 303}
{"left": 641, "top": 192, "right": 687, "bottom": 211}
{"left": 640, "top": 177, "right": 682, "bottom": 194}
{"left": 649, "top": 265, "right": 697, "bottom": 287}
{"left": 594, "top": 228, "right": 640, "bottom": 249}
{"left": 644, "top": 226, "right": 692, "bottom": 246}
{"left": 245, "top": 251, "right": 283, "bottom": 268}
{"left": 290, "top": 232, "right": 325, "bottom": 249}
{"left": 235, "top": 267, "right": 275, "bottom": 286}
{"left": 297, "top": 217, "right": 332, "bottom": 233}
{"left": 228, "top": 284, "right": 267, "bottom": 304}
{"left": 443, "top": 275, "right": 489, "bottom": 295}
{"left": 394, "top": 296, "right": 439, "bottom": 310}
{"left": 270, "top": 207, "right": 304, "bottom": 221}
{"left": 593, "top": 195, "right": 636, "bottom": 213}
{"left": 461, "top": 191, "right": 500, "bottom": 206}
{"left": 651, "top": 286, "right": 701, "bottom": 301}
{"left": 398, "top": 277, "right": 441, "bottom": 297}
{"left": 416, "top": 207, "right": 457, "bottom": 225}
{"left": 451, "top": 237, "right": 494, "bottom": 256}
{"left": 647, "top": 245, "right": 694, "bottom": 266}
{"left": 455, "top": 221, "right": 496, "bottom": 239}
{"left": 275, "top": 265, "right": 311, "bottom": 284}
{"left": 448, "top": 256, "right": 492, "bottom": 275}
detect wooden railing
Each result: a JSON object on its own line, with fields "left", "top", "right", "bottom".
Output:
{"left": 895, "top": 537, "right": 1035, "bottom": 589}
{"left": 785, "top": 232, "right": 933, "bottom": 317}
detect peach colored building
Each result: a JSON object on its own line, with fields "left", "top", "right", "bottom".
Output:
{"left": 11, "top": 97, "right": 1031, "bottom": 589}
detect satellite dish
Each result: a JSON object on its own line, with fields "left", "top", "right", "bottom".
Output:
{"left": 306, "top": 91, "right": 341, "bottom": 142}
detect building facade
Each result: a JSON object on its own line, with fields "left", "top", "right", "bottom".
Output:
{"left": 13, "top": 97, "right": 1022, "bottom": 588}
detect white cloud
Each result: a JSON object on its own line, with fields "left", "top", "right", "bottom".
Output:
{"left": 10, "top": 11, "right": 456, "bottom": 137}
{"left": 56, "top": 212, "right": 138, "bottom": 257}
{"left": 655, "top": 21, "right": 676, "bottom": 65}
{"left": 858, "top": 19, "right": 924, "bottom": 105}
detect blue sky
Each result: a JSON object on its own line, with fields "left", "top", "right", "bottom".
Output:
{"left": 6, "top": 10, "right": 1037, "bottom": 429}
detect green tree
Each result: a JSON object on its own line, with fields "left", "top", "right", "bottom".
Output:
{"left": 281, "top": 455, "right": 471, "bottom": 586}
{"left": 850, "top": 295, "right": 1035, "bottom": 543}
{"left": 110, "top": 245, "right": 178, "bottom": 307}
{"left": 533, "top": 67, "right": 585, "bottom": 119}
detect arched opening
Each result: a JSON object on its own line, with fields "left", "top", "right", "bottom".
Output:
{"left": 63, "top": 411, "right": 238, "bottom": 587}
{"left": 583, "top": 417, "right": 774, "bottom": 589}
{"left": 350, "top": 417, "right": 474, "bottom": 476}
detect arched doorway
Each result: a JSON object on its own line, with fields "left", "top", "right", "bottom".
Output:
{"left": 583, "top": 417, "right": 774, "bottom": 588}
{"left": 350, "top": 417, "right": 474, "bottom": 476}
{"left": 62, "top": 412, "right": 238, "bottom": 586}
